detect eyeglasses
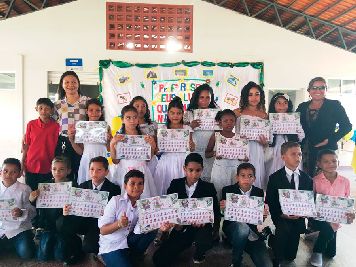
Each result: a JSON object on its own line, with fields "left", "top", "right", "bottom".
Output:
{"left": 310, "top": 85, "right": 327, "bottom": 91}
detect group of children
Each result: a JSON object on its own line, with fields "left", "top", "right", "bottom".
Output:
{"left": 0, "top": 70, "right": 354, "bottom": 267}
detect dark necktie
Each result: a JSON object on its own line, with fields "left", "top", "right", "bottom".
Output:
{"left": 93, "top": 186, "right": 98, "bottom": 191}
{"left": 290, "top": 173, "right": 296, "bottom": 189}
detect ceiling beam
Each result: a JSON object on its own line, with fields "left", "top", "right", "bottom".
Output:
{"left": 41, "top": 0, "right": 48, "bottom": 9}
{"left": 5, "top": 0, "right": 15, "bottom": 18}
{"left": 318, "top": 26, "right": 337, "bottom": 40}
{"left": 274, "top": 5, "right": 283, "bottom": 27}
{"left": 216, "top": 0, "right": 230, "bottom": 6}
{"left": 338, "top": 28, "right": 347, "bottom": 49}
{"left": 306, "top": 17, "right": 316, "bottom": 38}
{"left": 23, "top": 0, "right": 40, "bottom": 11}
{"left": 252, "top": 3, "right": 273, "bottom": 18}
{"left": 241, "top": 0, "right": 251, "bottom": 16}
{"left": 287, "top": 0, "right": 298, "bottom": 8}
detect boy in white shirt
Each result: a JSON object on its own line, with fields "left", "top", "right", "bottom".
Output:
{"left": 0, "top": 158, "right": 36, "bottom": 259}
{"left": 98, "top": 169, "right": 171, "bottom": 267}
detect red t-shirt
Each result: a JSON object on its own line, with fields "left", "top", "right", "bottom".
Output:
{"left": 25, "top": 118, "right": 60, "bottom": 174}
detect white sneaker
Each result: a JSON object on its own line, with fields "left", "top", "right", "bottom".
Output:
{"left": 310, "top": 253, "right": 323, "bottom": 267}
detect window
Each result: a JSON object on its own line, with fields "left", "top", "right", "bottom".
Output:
{"left": 106, "top": 2, "right": 193, "bottom": 52}
{"left": 0, "top": 73, "right": 15, "bottom": 90}
{"left": 327, "top": 79, "right": 356, "bottom": 95}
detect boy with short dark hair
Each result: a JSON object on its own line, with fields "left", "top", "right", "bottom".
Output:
{"left": 221, "top": 163, "right": 272, "bottom": 267}
{"left": 0, "top": 158, "right": 36, "bottom": 259}
{"left": 22, "top": 97, "right": 60, "bottom": 190}
{"left": 99, "top": 169, "right": 167, "bottom": 267}
{"left": 60, "top": 156, "right": 121, "bottom": 263}
{"left": 153, "top": 153, "right": 220, "bottom": 266}
{"left": 266, "top": 142, "right": 313, "bottom": 266}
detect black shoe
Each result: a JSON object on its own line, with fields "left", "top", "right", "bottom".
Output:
{"left": 193, "top": 254, "right": 205, "bottom": 264}
{"left": 63, "top": 252, "right": 84, "bottom": 265}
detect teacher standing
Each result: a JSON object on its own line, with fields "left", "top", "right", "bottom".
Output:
{"left": 296, "top": 77, "right": 352, "bottom": 176}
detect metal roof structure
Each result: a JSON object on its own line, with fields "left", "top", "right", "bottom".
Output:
{"left": 203, "top": 0, "right": 356, "bottom": 53}
{"left": 0, "top": 0, "right": 75, "bottom": 20}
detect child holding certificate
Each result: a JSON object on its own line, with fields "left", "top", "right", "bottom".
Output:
{"left": 69, "top": 98, "right": 112, "bottom": 185}
{"left": 0, "top": 158, "right": 36, "bottom": 260}
{"left": 29, "top": 156, "right": 81, "bottom": 263}
{"left": 154, "top": 96, "right": 195, "bottom": 195}
{"left": 266, "top": 142, "right": 313, "bottom": 266}
{"left": 309, "top": 150, "right": 355, "bottom": 267}
{"left": 234, "top": 82, "right": 269, "bottom": 190}
{"left": 265, "top": 93, "right": 304, "bottom": 178}
{"left": 184, "top": 84, "right": 219, "bottom": 181}
{"left": 153, "top": 153, "right": 220, "bottom": 266}
{"left": 220, "top": 163, "right": 272, "bottom": 267}
{"left": 206, "top": 109, "right": 240, "bottom": 200}
{"left": 110, "top": 105, "right": 158, "bottom": 197}
{"left": 98, "top": 169, "right": 172, "bottom": 267}
{"left": 130, "top": 96, "right": 159, "bottom": 175}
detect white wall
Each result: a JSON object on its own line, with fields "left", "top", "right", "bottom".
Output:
{"left": 0, "top": 0, "right": 355, "bottom": 161}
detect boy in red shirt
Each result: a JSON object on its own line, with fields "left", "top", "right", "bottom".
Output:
{"left": 22, "top": 98, "right": 59, "bottom": 190}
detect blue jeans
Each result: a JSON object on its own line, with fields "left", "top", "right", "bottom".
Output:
{"left": 101, "top": 231, "right": 156, "bottom": 267}
{"left": 37, "top": 231, "right": 66, "bottom": 261}
{"left": 0, "top": 230, "right": 35, "bottom": 259}
{"left": 223, "top": 222, "right": 272, "bottom": 267}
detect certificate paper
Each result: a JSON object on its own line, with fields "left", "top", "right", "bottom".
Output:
{"left": 68, "top": 188, "right": 109, "bottom": 218}
{"left": 158, "top": 129, "right": 190, "bottom": 153}
{"left": 116, "top": 135, "right": 151, "bottom": 160}
{"left": 193, "top": 109, "right": 221, "bottom": 131}
{"left": 239, "top": 116, "right": 271, "bottom": 141}
{"left": 137, "top": 194, "right": 179, "bottom": 233}
{"left": 315, "top": 194, "right": 355, "bottom": 224}
{"left": 75, "top": 121, "right": 107, "bottom": 143}
{"left": 224, "top": 193, "right": 264, "bottom": 225}
{"left": 0, "top": 198, "right": 17, "bottom": 221}
{"left": 216, "top": 134, "right": 249, "bottom": 160}
{"left": 36, "top": 182, "right": 72, "bottom": 209}
{"left": 177, "top": 197, "right": 214, "bottom": 225}
{"left": 269, "top": 113, "right": 302, "bottom": 135}
{"left": 278, "top": 189, "right": 316, "bottom": 217}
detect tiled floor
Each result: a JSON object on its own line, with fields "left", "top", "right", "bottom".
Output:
{"left": 1, "top": 167, "right": 355, "bottom": 267}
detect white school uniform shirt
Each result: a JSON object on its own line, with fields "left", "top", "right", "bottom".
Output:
{"left": 185, "top": 180, "right": 198, "bottom": 198}
{"left": 98, "top": 193, "right": 141, "bottom": 255}
{"left": 239, "top": 187, "right": 259, "bottom": 241}
{"left": 0, "top": 181, "right": 36, "bottom": 239}
{"left": 284, "top": 166, "right": 300, "bottom": 190}
{"left": 92, "top": 181, "right": 104, "bottom": 190}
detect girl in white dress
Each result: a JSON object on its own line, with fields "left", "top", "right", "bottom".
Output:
{"left": 110, "top": 105, "right": 158, "bottom": 198}
{"left": 206, "top": 109, "right": 240, "bottom": 200}
{"left": 234, "top": 82, "right": 269, "bottom": 190}
{"left": 68, "top": 99, "right": 112, "bottom": 185}
{"left": 265, "top": 93, "right": 305, "bottom": 177}
{"left": 130, "top": 96, "right": 158, "bottom": 175}
{"left": 184, "top": 84, "right": 219, "bottom": 182}
{"left": 154, "top": 97, "right": 195, "bottom": 195}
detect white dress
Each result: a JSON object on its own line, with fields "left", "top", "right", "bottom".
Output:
{"left": 77, "top": 143, "right": 108, "bottom": 185}
{"left": 154, "top": 125, "right": 192, "bottom": 195}
{"left": 139, "top": 122, "right": 158, "bottom": 176}
{"left": 210, "top": 133, "right": 241, "bottom": 200}
{"left": 265, "top": 135, "right": 287, "bottom": 179}
{"left": 114, "top": 159, "right": 158, "bottom": 199}
{"left": 184, "top": 111, "right": 214, "bottom": 182}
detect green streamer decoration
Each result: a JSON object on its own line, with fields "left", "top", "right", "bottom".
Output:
{"left": 98, "top": 60, "right": 264, "bottom": 99}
